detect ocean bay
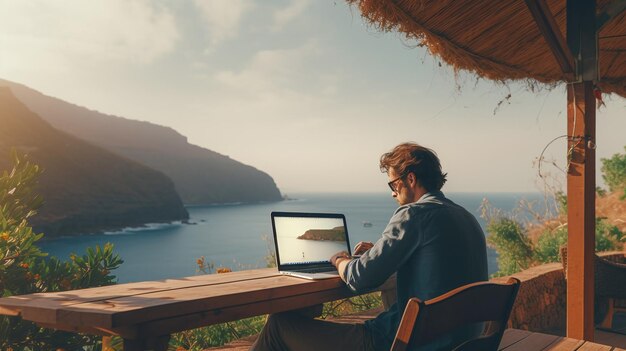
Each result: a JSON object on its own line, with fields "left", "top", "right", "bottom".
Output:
{"left": 39, "top": 192, "right": 545, "bottom": 283}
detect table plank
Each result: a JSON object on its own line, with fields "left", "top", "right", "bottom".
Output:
{"left": 500, "top": 332, "right": 561, "bottom": 351}
{"left": 135, "top": 286, "right": 357, "bottom": 338}
{"left": 0, "top": 268, "right": 279, "bottom": 314}
{"left": 22, "top": 275, "right": 349, "bottom": 328}
{"left": 498, "top": 329, "right": 533, "bottom": 349}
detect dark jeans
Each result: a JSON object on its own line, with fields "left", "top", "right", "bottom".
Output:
{"left": 251, "top": 312, "right": 377, "bottom": 351}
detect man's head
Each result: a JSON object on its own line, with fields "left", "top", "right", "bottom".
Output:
{"left": 379, "top": 142, "right": 447, "bottom": 205}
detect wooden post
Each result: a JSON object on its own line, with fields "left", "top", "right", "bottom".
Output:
{"left": 566, "top": 0, "right": 597, "bottom": 341}
{"left": 566, "top": 81, "right": 596, "bottom": 341}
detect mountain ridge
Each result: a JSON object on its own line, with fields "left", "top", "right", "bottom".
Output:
{"left": 0, "top": 78, "right": 283, "bottom": 205}
{"left": 0, "top": 87, "right": 189, "bottom": 237}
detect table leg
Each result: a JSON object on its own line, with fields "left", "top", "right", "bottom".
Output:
{"left": 123, "top": 338, "right": 143, "bottom": 351}
{"left": 123, "top": 335, "right": 170, "bottom": 351}
{"left": 153, "top": 335, "right": 170, "bottom": 351}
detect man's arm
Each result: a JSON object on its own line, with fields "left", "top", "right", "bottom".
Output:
{"left": 330, "top": 252, "right": 352, "bottom": 281}
{"left": 343, "top": 207, "right": 422, "bottom": 292}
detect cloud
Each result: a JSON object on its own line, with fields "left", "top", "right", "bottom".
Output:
{"left": 215, "top": 41, "right": 322, "bottom": 95}
{"left": 272, "top": 0, "right": 311, "bottom": 31}
{"left": 0, "top": 0, "right": 179, "bottom": 66}
{"left": 192, "top": 0, "right": 253, "bottom": 48}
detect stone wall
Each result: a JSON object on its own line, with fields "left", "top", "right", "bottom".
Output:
{"left": 493, "top": 263, "right": 566, "bottom": 331}
{"left": 493, "top": 251, "right": 626, "bottom": 332}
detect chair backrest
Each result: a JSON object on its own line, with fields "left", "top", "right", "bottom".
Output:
{"left": 390, "top": 277, "right": 520, "bottom": 351}
{"left": 561, "top": 245, "right": 626, "bottom": 298}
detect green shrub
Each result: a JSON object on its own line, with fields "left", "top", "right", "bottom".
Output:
{"left": 0, "top": 151, "right": 123, "bottom": 350}
{"left": 322, "top": 293, "right": 382, "bottom": 319}
{"left": 486, "top": 214, "right": 624, "bottom": 276}
{"left": 534, "top": 218, "right": 623, "bottom": 265}
{"left": 534, "top": 225, "right": 567, "bottom": 264}
{"left": 485, "top": 217, "right": 534, "bottom": 276}
{"left": 169, "top": 316, "right": 267, "bottom": 351}
{"left": 601, "top": 146, "right": 626, "bottom": 198}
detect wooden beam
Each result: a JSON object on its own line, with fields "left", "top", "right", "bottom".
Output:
{"left": 597, "top": 0, "right": 626, "bottom": 31}
{"left": 525, "top": 0, "right": 576, "bottom": 79}
{"left": 566, "top": 0, "right": 597, "bottom": 341}
{"left": 566, "top": 81, "right": 596, "bottom": 341}
{"left": 567, "top": 0, "right": 599, "bottom": 82}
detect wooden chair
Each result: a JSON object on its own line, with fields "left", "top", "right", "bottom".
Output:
{"left": 560, "top": 246, "right": 626, "bottom": 329}
{"left": 390, "top": 278, "right": 520, "bottom": 351}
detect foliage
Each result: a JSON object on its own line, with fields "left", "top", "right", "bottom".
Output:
{"left": 601, "top": 146, "right": 626, "bottom": 198}
{"left": 533, "top": 225, "right": 567, "bottom": 264}
{"left": 0, "top": 151, "right": 123, "bottom": 351}
{"left": 484, "top": 211, "right": 624, "bottom": 277}
{"left": 485, "top": 217, "right": 534, "bottom": 276}
{"left": 169, "top": 316, "right": 267, "bottom": 351}
{"left": 322, "top": 293, "right": 382, "bottom": 319}
{"left": 486, "top": 145, "right": 626, "bottom": 277}
{"left": 533, "top": 218, "right": 623, "bottom": 265}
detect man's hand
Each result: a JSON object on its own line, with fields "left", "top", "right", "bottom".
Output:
{"left": 353, "top": 241, "right": 374, "bottom": 256}
{"left": 330, "top": 251, "right": 351, "bottom": 281}
{"left": 330, "top": 251, "right": 350, "bottom": 267}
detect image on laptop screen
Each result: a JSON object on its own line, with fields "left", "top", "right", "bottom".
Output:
{"left": 273, "top": 214, "right": 350, "bottom": 265}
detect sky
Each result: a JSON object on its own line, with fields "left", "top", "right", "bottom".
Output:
{"left": 0, "top": 0, "right": 624, "bottom": 194}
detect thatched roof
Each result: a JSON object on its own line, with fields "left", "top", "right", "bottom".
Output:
{"left": 346, "top": 0, "right": 626, "bottom": 98}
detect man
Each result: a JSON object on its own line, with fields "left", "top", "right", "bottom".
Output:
{"left": 252, "top": 142, "right": 488, "bottom": 351}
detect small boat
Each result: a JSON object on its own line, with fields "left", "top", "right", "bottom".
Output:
{"left": 362, "top": 221, "right": 372, "bottom": 227}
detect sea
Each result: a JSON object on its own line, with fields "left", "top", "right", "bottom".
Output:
{"left": 38, "top": 192, "right": 548, "bottom": 283}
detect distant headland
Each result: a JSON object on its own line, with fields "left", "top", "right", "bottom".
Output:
{"left": 297, "top": 227, "right": 346, "bottom": 241}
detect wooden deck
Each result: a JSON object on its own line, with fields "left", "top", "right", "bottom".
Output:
{"left": 204, "top": 309, "right": 626, "bottom": 351}
{"left": 205, "top": 328, "right": 626, "bottom": 351}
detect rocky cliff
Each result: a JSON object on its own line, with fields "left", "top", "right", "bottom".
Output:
{"left": 0, "top": 88, "right": 189, "bottom": 237}
{"left": 0, "top": 79, "right": 282, "bottom": 205}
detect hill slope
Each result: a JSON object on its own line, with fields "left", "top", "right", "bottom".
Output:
{"left": 0, "top": 79, "right": 282, "bottom": 205}
{"left": 0, "top": 88, "right": 189, "bottom": 237}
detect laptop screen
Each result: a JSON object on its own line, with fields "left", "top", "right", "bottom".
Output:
{"left": 271, "top": 212, "right": 352, "bottom": 268}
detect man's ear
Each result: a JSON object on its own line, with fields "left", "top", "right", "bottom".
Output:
{"left": 406, "top": 172, "right": 416, "bottom": 186}
{"left": 407, "top": 173, "right": 423, "bottom": 189}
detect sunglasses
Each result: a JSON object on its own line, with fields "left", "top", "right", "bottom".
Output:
{"left": 387, "top": 172, "right": 409, "bottom": 192}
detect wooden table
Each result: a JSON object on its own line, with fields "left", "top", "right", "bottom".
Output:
{"left": 0, "top": 268, "right": 382, "bottom": 350}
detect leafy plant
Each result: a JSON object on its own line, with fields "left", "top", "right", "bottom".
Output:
{"left": 484, "top": 209, "right": 624, "bottom": 277}
{"left": 0, "top": 151, "right": 123, "bottom": 350}
{"left": 485, "top": 217, "right": 535, "bottom": 276}
{"left": 601, "top": 146, "right": 626, "bottom": 199}
{"left": 322, "top": 293, "right": 382, "bottom": 319}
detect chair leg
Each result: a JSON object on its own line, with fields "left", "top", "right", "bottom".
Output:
{"left": 600, "top": 298, "right": 615, "bottom": 329}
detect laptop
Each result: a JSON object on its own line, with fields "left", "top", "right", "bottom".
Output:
{"left": 271, "top": 211, "right": 353, "bottom": 280}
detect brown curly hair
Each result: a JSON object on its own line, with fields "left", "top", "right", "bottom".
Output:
{"left": 379, "top": 142, "right": 447, "bottom": 191}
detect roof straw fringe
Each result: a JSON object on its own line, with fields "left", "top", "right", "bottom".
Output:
{"left": 346, "top": 0, "right": 626, "bottom": 98}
